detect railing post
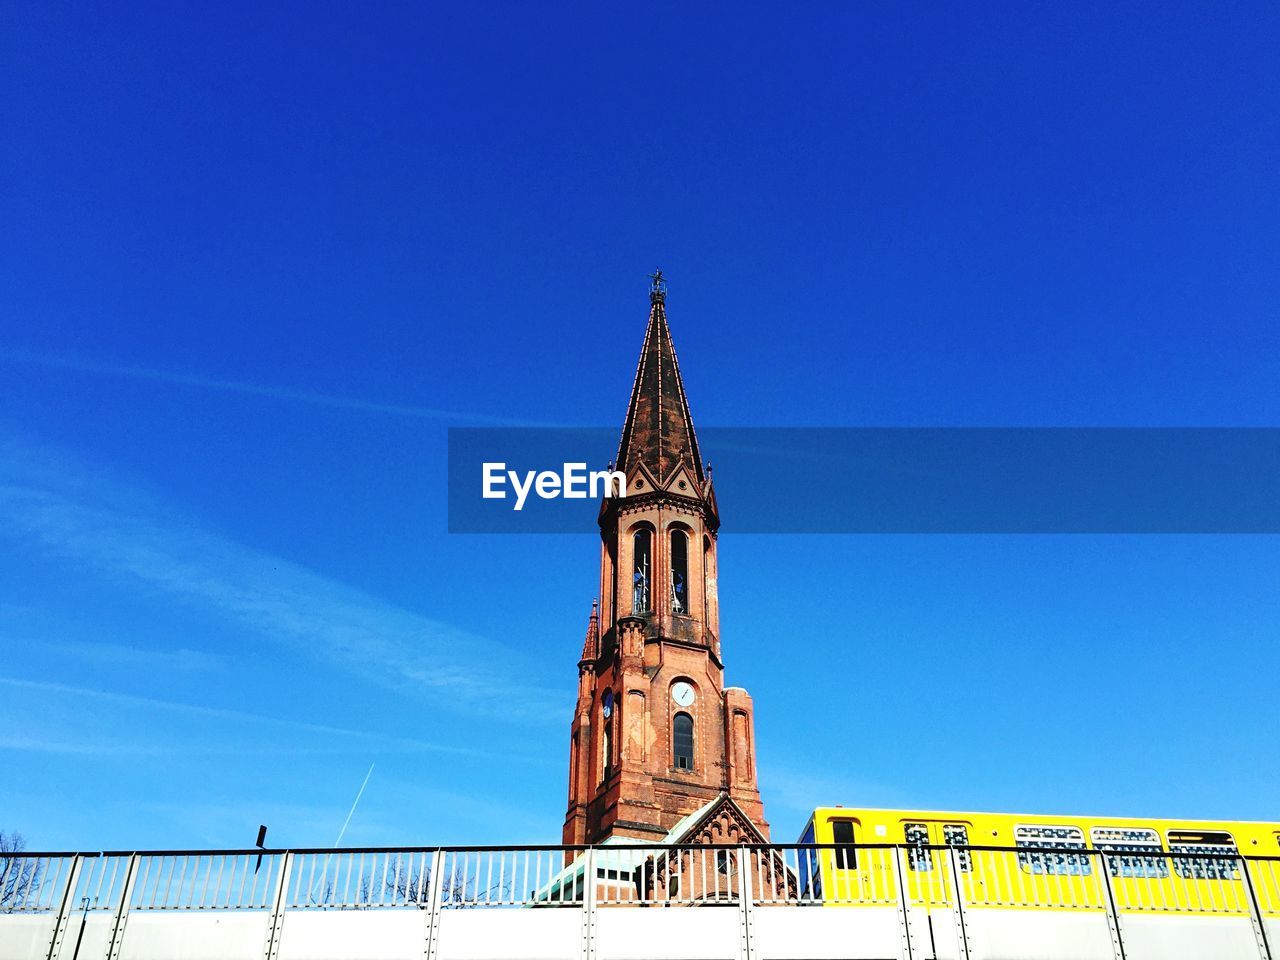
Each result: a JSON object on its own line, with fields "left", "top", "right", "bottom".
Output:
{"left": 946, "top": 847, "right": 972, "bottom": 960}
{"left": 262, "top": 852, "right": 294, "bottom": 960}
{"left": 423, "top": 849, "right": 446, "bottom": 960}
{"left": 1242, "top": 857, "right": 1274, "bottom": 960}
{"left": 44, "top": 855, "right": 83, "bottom": 960}
{"left": 579, "top": 848, "right": 597, "bottom": 960}
{"left": 737, "top": 846, "right": 756, "bottom": 960}
{"left": 891, "top": 847, "right": 916, "bottom": 960}
{"left": 1096, "top": 852, "right": 1127, "bottom": 960}
{"left": 105, "top": 855, "right": 140, "bottom": 960}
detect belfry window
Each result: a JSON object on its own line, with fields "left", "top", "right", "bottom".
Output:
{"left": 632, "top": 529, "right": 651, "bottom": 614}
{"left": 601, "top": 690, "right": 615, "bottom": 780}
{"left": 670, "top": 530, "right": 688, "bottom": 614}
{"left": 673, "top": 712, "right": 694, "bottom": 771}
{"left": 601, "top": 722, "right": 612, "bottom": 780}
{"left": 703, "top": 536, "right": 712, "bottom": 624}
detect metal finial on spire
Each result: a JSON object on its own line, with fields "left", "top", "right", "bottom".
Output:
{"left": 649, "top": 268, "right": 666, "bottom": 305}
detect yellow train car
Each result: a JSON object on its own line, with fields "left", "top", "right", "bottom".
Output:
{"left": 797, "top": 807, "right": 1280, "bottom": 918}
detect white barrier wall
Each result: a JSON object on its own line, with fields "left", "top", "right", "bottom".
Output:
{"left": 4, "top": 906, "right": 1274, "bottom": 960}
{"left": 119, "top": 914, "right": 269, "bottom": 960}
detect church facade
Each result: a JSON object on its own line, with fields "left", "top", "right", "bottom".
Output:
{"left": 563, "top": 274, "right": 770, "bottom": 848}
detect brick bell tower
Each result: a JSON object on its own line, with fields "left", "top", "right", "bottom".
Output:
{"left": 563, "top": 272, "right": 768, "bottom": 845}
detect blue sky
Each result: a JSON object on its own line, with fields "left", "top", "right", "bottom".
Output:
{"left": 1, "top": 2, "right": 1278, "bottom": 850}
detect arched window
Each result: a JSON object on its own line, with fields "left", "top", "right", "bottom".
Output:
{"left": 601, "top": 721, "right": 613, "bottom": 780}
{"left": 601, "top": 690, "right": 615, "bottom": 780}
{"left": 632, "top": 528, "right": 651, "bottom": 613}
{"left": 703, "top": 535, "right": 713, "bottom": 624}
{"left": 670, "top": 530, "right": 688, "bottom": 614}
{"left": 608, "top": 538, "right": 618, "bottom": 625}
{"left": 673, "top": 712, "right": 694, "bottom": 771}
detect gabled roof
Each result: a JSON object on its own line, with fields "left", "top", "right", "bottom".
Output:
{"left": 532, "top": 794, "right": 767, "bottom": 904}
{"left": 659, "top": 796, "right": 723, "bottom": 844}
{"left": 660, "top": 793, "right": 770, "bottom": 845}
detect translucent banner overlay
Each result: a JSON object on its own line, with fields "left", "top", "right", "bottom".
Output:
{"left": 448, "top": 428, "right": 1280, "bottom": 534}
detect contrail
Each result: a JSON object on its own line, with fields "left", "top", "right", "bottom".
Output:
{"left": 0, "top": 348, "right": 556, "bottom": 426}
{"left": 332, "top": 762, "right": 376, "bottom": 848}
{"left": 307, "top": 762, "right": 376, "bottom": 905}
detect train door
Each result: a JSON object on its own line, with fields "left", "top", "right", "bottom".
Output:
{"left": 900, "top": 820, "right": 974, "bottom": 908}
{"left": 820, "top": 817, "right": 885, "bottom": 904}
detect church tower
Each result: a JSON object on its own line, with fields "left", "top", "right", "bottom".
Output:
{"left": 563, "top": 273, "right": 768, "bottom": 846}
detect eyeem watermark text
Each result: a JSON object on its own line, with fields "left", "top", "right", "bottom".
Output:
{"left": 483, "top": 462, "right": 626, "bottom": 511}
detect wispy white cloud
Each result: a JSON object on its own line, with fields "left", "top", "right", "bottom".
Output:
{"left": 0, "top": 434, "right": 564, "bottom": 724}
{"left": 0, "top": 734, "right": 170, "bottom": 757}
{"left": 0, "top": 603, "right": 222, "bottom": 671}
{"left": 38, "top": 639, "right": 219, "bottom": 672}
{"left": 0, "top": 349, "right": 559, "bottom": 427}
{"left": 0, "top": 676, "right": 558, "bottom": 766}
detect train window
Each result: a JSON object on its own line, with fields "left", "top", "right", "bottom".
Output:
{"left": 1015, "top": 825, "right": 1092, "bottom": 876}
{"left": 798, "top": 821, "right": 821, "bottom": 899}
{"left": 905, "top": 822, "right": 932, "bottom": 871}
{"left": 832, "top": 819, "right": 857, "bottom": 869}
{"left": 944, "top": 824, "right": 972, "bottom": 872}
{"left": 1167, "top": 830, "right": 1239, "bottom": 881}
{"left": 1092, "top": 827, "right": 1169, "bottom": 879}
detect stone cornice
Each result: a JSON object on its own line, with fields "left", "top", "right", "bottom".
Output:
{"left": 599, "top": 490, "right": 720, "bottom": 531}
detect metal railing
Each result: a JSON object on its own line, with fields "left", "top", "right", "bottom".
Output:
{"left": 2, "top": 843, "right": 1276, "bottom": 959}
{"left": 0, "top": 852, "right": 76, "bottom": 913}
{"left": 126, "top": 852, "right": 282, "bottom": 911}
{"left": 1253, "top": 857, "right": 1280, "bottom": 915}
{"left": 5, "top": 843, "right": 1279, "bottom": 913}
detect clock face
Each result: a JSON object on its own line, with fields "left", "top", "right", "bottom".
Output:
{"left": 601, "top": 689, "right": 613, "bottom": 718}
{"left": 672, "top": 682, "right": 696, "bottom": 707}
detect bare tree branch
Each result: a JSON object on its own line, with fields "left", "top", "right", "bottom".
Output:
{"left": 0, "top": 832, "right": 44, "bottom": 914}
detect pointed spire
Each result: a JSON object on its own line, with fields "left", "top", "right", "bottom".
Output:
{"left": 616, "top": 271, "right": 705, "bottom": 486}
{"left": 579, "top": 598, "right": 600, "bottom": 663}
